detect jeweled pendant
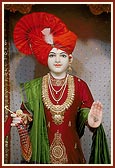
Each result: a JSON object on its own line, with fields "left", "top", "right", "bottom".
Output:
{"left": 52, "top": 114, "right": 64, "bottom": 125}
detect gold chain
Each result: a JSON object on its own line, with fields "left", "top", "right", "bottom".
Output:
{"left": 50, "top": 73, "right": 68, "bottom": 86}
{"left": 48, "top": 74, "right": 68, "bottom": 103}
{"left": 42, "top": 73, "right": 75, "bottom": 125}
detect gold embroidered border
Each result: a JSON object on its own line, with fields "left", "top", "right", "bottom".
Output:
{"left": 4, "top": 11, "right": 10, "bottom": 164}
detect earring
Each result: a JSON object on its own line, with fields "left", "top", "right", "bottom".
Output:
{"left": 68, "top": 62, "right": 72, "bottom": 73}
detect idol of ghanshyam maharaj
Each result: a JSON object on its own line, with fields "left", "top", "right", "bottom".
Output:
{"left": 4, "top": 12, "right": 110, "bottom": 164}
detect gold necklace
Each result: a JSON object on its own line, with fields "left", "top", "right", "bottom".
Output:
{"left": 48, "top": 73, "right": 68, "bottom": 104}
{"left": 42, "top": 73, "right": 75, "bottom": 125}
{"left": 49, "top": 73, "right": 68, "bottom": 94}
{"left": 50, "top": 73, "right": 67, "bottom": 86}
{"left": 48, "top": 82, "right": 67, "bottom": 104}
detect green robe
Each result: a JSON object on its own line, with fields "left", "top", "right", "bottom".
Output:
{"left": 20, "top": 77, "right": 110, "bottom": 164}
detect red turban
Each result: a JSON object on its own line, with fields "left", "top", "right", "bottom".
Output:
{"left": 13, "top": 12, "right": 77, "bottom": 66}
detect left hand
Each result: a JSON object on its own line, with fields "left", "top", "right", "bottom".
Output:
{"left": 11, "top": 109, "right": 32, "bottom": 126}
{"left": 88, "top": 101, "right": 103, "bottom": 128}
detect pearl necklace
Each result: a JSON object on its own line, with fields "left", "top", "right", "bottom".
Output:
{"left": 48, "top": 79, "right": 67, "bottom": 104}
{"left": 48, "top": 74, "right": 68, "bottom": 103}
{"left": 48, "top": 73, "right": 68, "bottom": 94}
{"left": 42, "top": 73, "right": 75, "bottom": 125}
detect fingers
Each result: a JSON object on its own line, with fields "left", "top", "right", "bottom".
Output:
{"left": 88, "top": 100, "right": 103, "bottom": 128}
{"left": 92, "top": 101, "right": 103, "bottom": 109}
{"left": 11, "top": 117, "right": 22, "bottom": 127}
{"left": 91, "top": 101, "right": 103, "bottom": 114}
{"left": 11, "top": 123, "right": 17, "bottom": 127}
{"left": 10, "top": 110, "right": 33, "bottom": 126}
{"left": 11, "top": 113, "right": 17, "bottom": 118}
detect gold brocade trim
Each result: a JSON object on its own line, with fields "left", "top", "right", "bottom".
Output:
{"left": 18, "top": 126, "right": 32, "bottom": 162}
{"left": 50, "top": 131, "right": 68, "bottom": 164}
{"left": 42, "top": 73, "right": 75, "bottom": 125}
{"left": 4, "top": 13, "right": 10, "bottom": 163}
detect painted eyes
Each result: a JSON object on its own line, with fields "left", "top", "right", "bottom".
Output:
{"left": 48, "top": 54, "right": 55, "bottom": 58}
{"left": 48, "top": 53, "right": 68, "bottom": 58}
{"left": 60, "top": 54, "right": 67, "bottom": 58}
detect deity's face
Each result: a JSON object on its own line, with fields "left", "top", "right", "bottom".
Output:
{"left": 48, "top": 48, "right": 70, "bottom": 75}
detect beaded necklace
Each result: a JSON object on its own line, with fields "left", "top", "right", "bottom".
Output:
{"left": 48, "top": 73, "right": 68, "bottom": 104}
{"left": 42, "top": 73, "right": 75, "bottom": 125}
